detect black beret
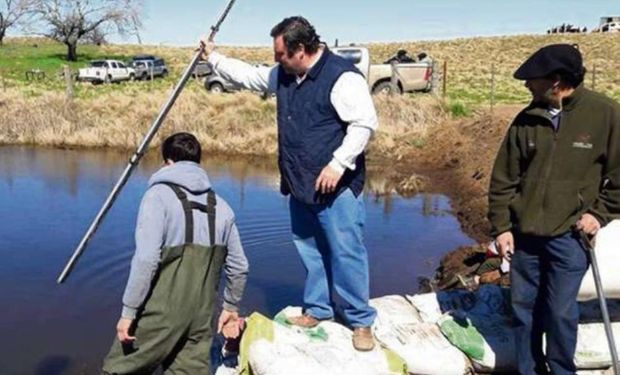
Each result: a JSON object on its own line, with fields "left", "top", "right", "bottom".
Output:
{"left": 514, "top": 44, "right": 584, "bottom": 80}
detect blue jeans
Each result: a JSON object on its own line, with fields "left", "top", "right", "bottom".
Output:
{"left": 289, "top": 188, "right": 377, "bottom": 327}
{"left": 511, "top": 231, "right": 589, "bottom": 375}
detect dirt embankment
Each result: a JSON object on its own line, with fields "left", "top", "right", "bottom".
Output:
{"left": 397, "top": 105, "right": 522, "bottom": 243}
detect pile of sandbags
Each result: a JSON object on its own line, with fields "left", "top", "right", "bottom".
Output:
{"left": 216, "top": 286, "right": 620, "bottom": 374}
{"left": 216, "top": 218, "right": 620, "bottom": 375}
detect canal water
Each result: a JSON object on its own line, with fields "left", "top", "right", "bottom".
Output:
{"left": 0, "top": 146, "right": 474, "bottom": 374}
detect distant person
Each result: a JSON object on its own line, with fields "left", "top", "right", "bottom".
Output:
{"left": 385, "top": 49, "right": 416, "bottom": 64}
{"left": 488, "top": 44, "right": 620, "bottom": 375}
{"left": 417, "top": 52, "right": 431, "bottom": 63}
{"left": 200, "top": 16, "right": 378, "bottom": 351}
{"left": 102, "top": 132, "right": 249, "bottom": 374}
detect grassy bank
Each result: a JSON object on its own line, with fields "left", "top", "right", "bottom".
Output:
{"left": 0, "top": 87, "right": 447, "bottom": 157}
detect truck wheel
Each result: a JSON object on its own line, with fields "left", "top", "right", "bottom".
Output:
{"left": 209, "top": 82, "right": 224, "bottom": 93}
{"left": 104, "top": 75, "right": 112, "bottom": 84}
{"left": 129, "top": 73, "right": 135, "bottom": 81}
{"left": 372, "top": 81, "right": 402, "bottom": 95}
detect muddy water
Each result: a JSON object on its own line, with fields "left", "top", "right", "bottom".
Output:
{"left": 0, "top": 146, "right": 474, "bottom": 374}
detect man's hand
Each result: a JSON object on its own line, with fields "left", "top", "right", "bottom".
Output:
{"left": 576, "top": 213, "right": 601, "bottom": 236}
{"left": 199, "top": 37, "right": 216, "bottom": 60}
{"left": 116, "top": 317, "right": 136, "bottom": 343}
{"left": 218, "top": 310, "right": 240, "bottom": 339}
{"left": 495, "top": 231, "right": 515, "bottom": 260}
{"left": 315, "top": 165, "right": 344, "bottom": 194}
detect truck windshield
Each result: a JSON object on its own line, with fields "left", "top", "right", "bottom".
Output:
{"left": 91, "top": 61, "right": 107, "bottom": 68}
{"left": 334, "top": 50, "right": 362, "bottom": 64}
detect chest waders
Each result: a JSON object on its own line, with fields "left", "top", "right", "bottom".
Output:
{"left": 103, "top": 183, "right": 227, "bottom": 375}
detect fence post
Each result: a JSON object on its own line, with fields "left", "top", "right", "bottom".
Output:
{"left": 431, "top": 60, "right": 440, "bottom": 97}
{"left": 442, "top": 60, "right": 448, "bottom": 99}
{"left": 390, "top": 60, "right": 398, "bottom": 96}
{"left": 490, "top": 64, "right": 496, "bottom": 113}
{"left": 64, "top": 65, "right": 74, "bottom": 100}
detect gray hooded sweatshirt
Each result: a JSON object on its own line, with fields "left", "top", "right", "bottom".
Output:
{"left": 121, "top": 161, "right": 249, "bottom": 319}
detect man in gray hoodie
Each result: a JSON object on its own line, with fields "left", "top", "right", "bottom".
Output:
{"left": 102, "top": 132, "right": 249, "bottom": 374}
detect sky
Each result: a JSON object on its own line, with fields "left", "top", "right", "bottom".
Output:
{"left": 112, "top": 0, "right": 620, "bottom": 47}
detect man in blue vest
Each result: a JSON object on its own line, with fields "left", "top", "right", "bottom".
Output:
{"left": 201, "top": 16, "right": 378, "bottom": 351}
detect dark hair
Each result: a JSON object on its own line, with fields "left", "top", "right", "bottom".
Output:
{"left": 270, "top": 16, "right": 321, "bottom": 55}
{"left": 162, "top": 132, "right": 201, "bottom": 163}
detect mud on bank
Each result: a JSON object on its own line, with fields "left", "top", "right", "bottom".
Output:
{"left": 394, "top": 105, "right": 521, "bottom": 243}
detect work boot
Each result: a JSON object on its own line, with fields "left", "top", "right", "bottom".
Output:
{"left": 352, "top": 327, "right": 375, "bottom": 351}
{"left": 287, "top": 314, "right": 321, "bottom": 328}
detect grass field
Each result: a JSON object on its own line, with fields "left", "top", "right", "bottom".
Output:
{"left": 1, "top": 33, "right": 619, "bottom": 105}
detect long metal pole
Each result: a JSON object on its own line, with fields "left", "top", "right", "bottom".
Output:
{"left": 580, "top": 231, "right": 619, "bottom": 375}
{"left": 57, "top": 0, "right": 237, "bottom": 284}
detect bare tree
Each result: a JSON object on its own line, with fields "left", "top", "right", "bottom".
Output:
{"left": 84, "top": 25, "right": 106, "bottom": 45}
{"left": 0, "top": 0, "right": 35, "bottom": 45}
{"left": 33, "top": 0, "right": 143, "bottom": 61}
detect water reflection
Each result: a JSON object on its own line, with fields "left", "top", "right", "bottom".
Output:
{"left": 0, "top": 146, "right": 474, "bottom": 375}
{"left": 0, "top": 146, "right": 448, "bottom": 218}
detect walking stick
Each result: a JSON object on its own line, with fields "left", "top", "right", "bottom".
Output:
{"left": 579, "top": 230, "right": 620, "bottom": 375}
{"left": 57, "top": 0, "right": 238, "bottom": 284}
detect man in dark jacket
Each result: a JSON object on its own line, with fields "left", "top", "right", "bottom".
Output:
{"left": 201, "top": 16, "right": 377, "bottom": 351}
{"left": 488, "top": 44, "right": 620, "bottom": 375}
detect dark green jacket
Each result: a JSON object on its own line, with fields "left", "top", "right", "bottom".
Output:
{"left": 488, "top": 85, "right": 620, "bottom": 237}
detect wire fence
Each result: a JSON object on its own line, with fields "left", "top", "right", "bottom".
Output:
{"left": 432, "top": 60, "right": 617, "bottom": 111}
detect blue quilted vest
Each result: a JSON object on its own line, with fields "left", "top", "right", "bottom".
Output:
{"left": 276, "top": 49, "right": 366, "bottom": 205}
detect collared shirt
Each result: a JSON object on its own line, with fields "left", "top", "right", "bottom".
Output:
{"left": 207, "top": 50, "right": 379, "bottom": 174}
{"left": 548, "top": 107, "right": 562, "bottom": 131}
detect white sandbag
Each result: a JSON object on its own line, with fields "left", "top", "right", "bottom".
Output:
{"left": 249, "top": 339, "right": 379, "bottom": 375}
{"left": 377, "top": 321, "right": 472, "bottom": 375}
{"left": 407, "top": 285, "right": 511, "bottom": 324}
{"left": 578, "top": 369, "right": 614, "bottom": 375}
{"left": 438, "top": 312, "right": 517, "bottom": 373}
{"left": 369, "top": 295, "right": 423, "bottom": 326}
{"left": 575, "top": 322, "right": 620, "bottom": 369}
{"left": 579, "top": 220, "right": 620, "bottom": 301}
{"left": 214, "top": 365, "right": 239, "bottom": 375}
{"left": 241, "top": 308, "right": 407, "bottom": 375}
{"left": 370, "top": 295, "right": 471, "bottom": 375}
{"left": 579, "top": 299, "right": 620, "bottom": 323}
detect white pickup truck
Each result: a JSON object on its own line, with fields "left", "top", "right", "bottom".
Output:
{"left": 78, "top": 60, "right": 135, "bottom": 84}
{"left": 332, "top": 47, "right": 433, "bottom": 95}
